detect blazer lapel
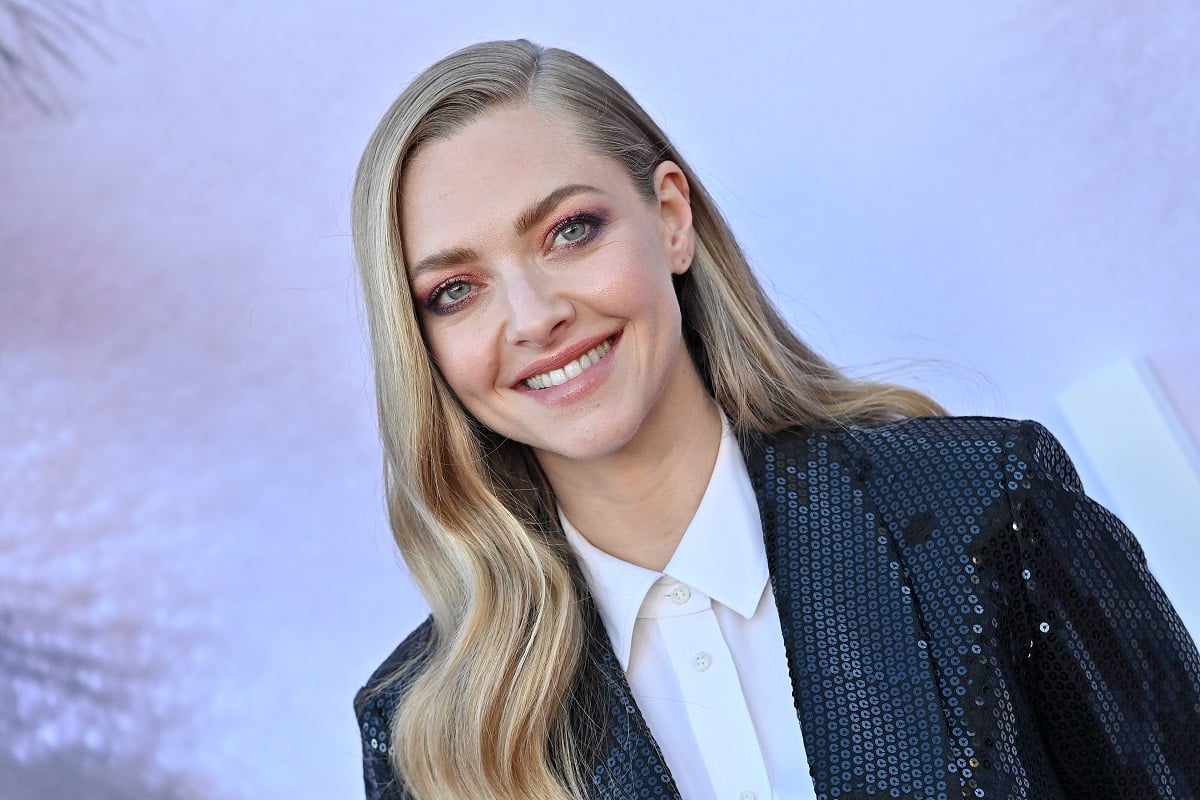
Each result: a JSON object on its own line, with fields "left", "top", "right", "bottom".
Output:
{"left": 743, "top": 429, "right": 958, "bottom": 800}
{"left": 581, "top": 591, "right": 683, "bottom": 800}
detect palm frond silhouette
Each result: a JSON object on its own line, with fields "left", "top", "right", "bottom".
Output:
{"left": 0, "top": 0, "right": 140, "bottom": 114}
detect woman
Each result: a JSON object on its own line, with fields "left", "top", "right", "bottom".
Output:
{"left": 352, "top": 40, "right": 1200, "bottom": 800}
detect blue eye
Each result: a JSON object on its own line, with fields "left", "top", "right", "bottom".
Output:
{"left": 443, "top": 281, "right": 471, "bottom": 302}
{"left": 555, "top": 221, "right": 590, "bottom": 244}
{"left": 550, "top": 213, "right": 604, "bottom": 249}
{"left": 426, "top": 278, "right": 473, "bottom": 313}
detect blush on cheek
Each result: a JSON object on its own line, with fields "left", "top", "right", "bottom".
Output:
{"left": 423, "top": 315, "right": 505, "bottom": 409}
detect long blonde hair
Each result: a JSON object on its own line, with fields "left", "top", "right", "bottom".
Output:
{"left": 352, "top": 39, "right": 944, "bottom": 800}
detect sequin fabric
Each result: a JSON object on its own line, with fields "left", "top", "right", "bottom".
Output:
{"left": 355, "top": 417, "right": 1200, "bottom": 800}
{"left": 356, "top": 618, "right": 432, "bottom": 800}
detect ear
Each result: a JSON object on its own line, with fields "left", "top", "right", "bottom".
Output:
{"left": 652, "top": 160, "right": 695, "bottom": 275}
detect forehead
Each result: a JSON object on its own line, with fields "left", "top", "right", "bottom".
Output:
{"left": 399, "top": 105, "right": 630, "bottom": 258}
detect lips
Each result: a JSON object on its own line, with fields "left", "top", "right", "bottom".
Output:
{"left": 514, "top": 332, "right": 619, "bottom": 390}
{"left": 524, "top": 339, "right": 613, "bottom": 389}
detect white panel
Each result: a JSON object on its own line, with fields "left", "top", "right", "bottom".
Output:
{"left": 1057, "top": 358, "right": 1200, "bottom": 637}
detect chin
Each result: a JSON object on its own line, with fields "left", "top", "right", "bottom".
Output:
{"left": 528, "top": 417, "right": 642, "bottom": 463}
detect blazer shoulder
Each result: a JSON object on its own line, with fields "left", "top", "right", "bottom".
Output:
{"left": 354, "top": 617, "right": 434, "bottom": 800}
{"left": 354, "top": 615, "right": 435, "bottom": 749}
{"left": 845, "top": 414, "right": 1027, "bottom": 445}
{"left": 355, "top": 615, "right": 435, "bottom": 716}
{"left": 835, "top": 416, "right": 1066, "bottom": 470}
{"left": 756, "top": 415, "right": 1039, "bottom": 462}
{"left": 752, "top": 417, "right": 1078, "bottom": 497}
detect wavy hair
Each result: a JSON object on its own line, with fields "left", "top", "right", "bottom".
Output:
{"left": 352, "top": 39, "right": 945, "bottom": 800}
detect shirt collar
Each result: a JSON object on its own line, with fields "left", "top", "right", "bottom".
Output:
{"left": 562, "top": 416, "right": 769, "bottom": 670}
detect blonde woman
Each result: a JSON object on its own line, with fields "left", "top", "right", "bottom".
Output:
{"left": 351, "top": 39, "right": 1200, "bottom": 800}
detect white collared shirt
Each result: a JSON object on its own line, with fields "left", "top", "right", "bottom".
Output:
{"left": 562, "top": 423, "right": 816, "bottom": 800}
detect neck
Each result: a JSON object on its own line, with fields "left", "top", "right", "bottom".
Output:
{"left": 538, "top": 369, "right": 722, "bottom": 572}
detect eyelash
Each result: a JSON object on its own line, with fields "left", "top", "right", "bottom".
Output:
{"left": 547, "top": 210, "right": 606, "bottom": 250}
{"left": 424, "top": 276, "right": 474, "bottom": 315}
{"left": 421, "top": 210, "right": 608, "bottom": 315}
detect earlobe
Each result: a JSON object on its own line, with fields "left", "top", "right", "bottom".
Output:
{"left": 653, "top": 161, "right": 695, "bottom": 275}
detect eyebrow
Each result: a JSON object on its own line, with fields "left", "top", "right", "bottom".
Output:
{"left": 408, "top": 183, "right": 602, "bottom": 279}
{"left": 514, "top": 183, "right": 601, "bottom": 236}
{"left": 408, "top": 246, "right": 479, "bottom": 280}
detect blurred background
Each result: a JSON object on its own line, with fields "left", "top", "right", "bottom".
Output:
{"left": 2, "top": 1, "right": 1197, "bottom": 797}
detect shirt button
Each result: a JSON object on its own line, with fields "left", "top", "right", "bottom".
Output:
{"left": 669, "top": 584, "right": 691, "bottom": 604}
{"left": 691, "top": 651, "right": 712, "bottom": 671}
{"left": 738, "top": 792, "right": 756, "bottom": 800}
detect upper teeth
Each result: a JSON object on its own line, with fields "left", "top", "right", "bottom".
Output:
{"left": 524, "top": 339, "right": 612, "bottom": 390}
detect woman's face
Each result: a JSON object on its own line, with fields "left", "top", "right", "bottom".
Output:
{"left": 400, "top": 104, "right": 703, "bottom": 464}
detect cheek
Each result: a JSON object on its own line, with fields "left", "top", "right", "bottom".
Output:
{"left": 423, "top": 322, "right": 498, "bottom": 400}
{"left": 616, "top": 257, "right": 684, "bottom": 325}
{"left": 586, "top": 234, "right": 679, "bottom": 307}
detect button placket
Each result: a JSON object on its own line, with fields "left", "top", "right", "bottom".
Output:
{"left": 655, "top": 599, "right": 771, "bottom": 800}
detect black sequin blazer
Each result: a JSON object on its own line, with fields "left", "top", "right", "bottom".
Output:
{"left": 356, "top": 417, "right": 1200, "bottom": 800}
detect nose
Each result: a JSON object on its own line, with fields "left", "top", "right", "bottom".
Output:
{"left": 503, "top": 269, "right": 574, "bottom": 347}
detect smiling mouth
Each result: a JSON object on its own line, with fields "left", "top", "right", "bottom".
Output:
{"left": 523, "top": 337, "right": 614, "bottom": 390}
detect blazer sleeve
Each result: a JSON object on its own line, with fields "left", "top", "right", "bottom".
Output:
{"left": 1013, "top": 421, "right": 1200, "bottom": 799}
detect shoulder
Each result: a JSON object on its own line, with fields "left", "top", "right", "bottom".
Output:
{"left": 354, "top": 616, "right": 434, "bottom": 785}
{"left": 841, "top": 415, "right": 1038, "bottom": 452}
{"left": 842, "top": 416, "right": 1083, "bottom": 495}
{"left": 359, "top": 616, "right": 435, "bottom": 694}
{"left": 748, "top": 416, "right": 1084, "bottom": 510}
{"left": 756, "top": 416, "right": 1064, "bottom": 470}
{"left": 356, "top": 615, "right": 434, "bottom": 720}
{"left": 846, "top": 416, "right": 1080, "bottom": 487}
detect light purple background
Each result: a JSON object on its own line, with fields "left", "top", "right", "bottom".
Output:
{"left": 2, "top": 2, "right": 1197, "bottom": 797}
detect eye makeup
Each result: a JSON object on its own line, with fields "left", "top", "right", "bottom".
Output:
{"left": 545, "top": 209, "right": 608, "bottom": 252}
{"left": 423, "top": 276, "right": 477, "bottom": 315}
{"left": 416, "top": 207, "right": 611, "bottom": 316}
